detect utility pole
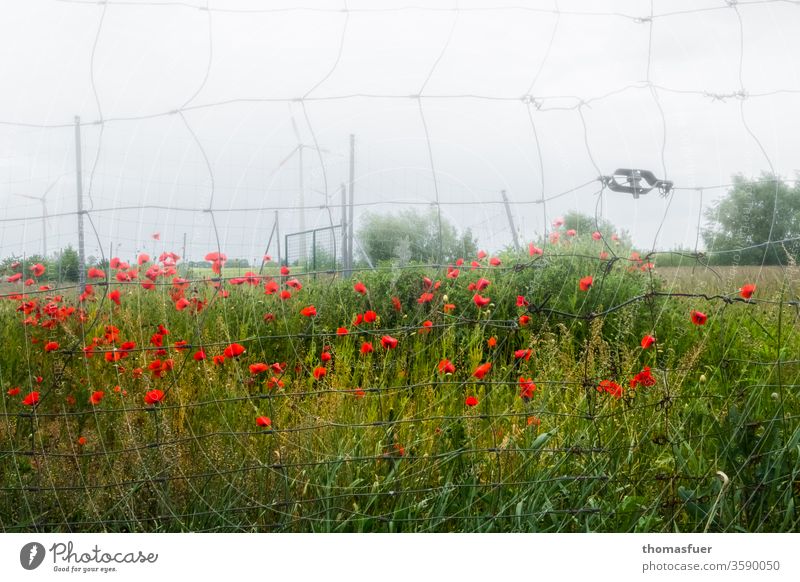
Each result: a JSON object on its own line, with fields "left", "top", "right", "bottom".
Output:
{"left": 347, "top": 134, "right": 355, "bottom": 274}
{"left": 340, "top": 183, "right": 348, "bottom": 274}
{"left": 501, "top": 189, "right": 521, "bottom": 252}
{"left": 74, "top": 116, "right": 86, "bottom": 292}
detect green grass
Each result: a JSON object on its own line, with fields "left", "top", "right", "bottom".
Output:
{"left": 1, "top": 242, "right": 799, "bottom": 532}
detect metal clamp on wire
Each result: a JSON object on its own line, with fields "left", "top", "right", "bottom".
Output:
{"left": 599, "top": 169, "right": 673, "bottom": 198}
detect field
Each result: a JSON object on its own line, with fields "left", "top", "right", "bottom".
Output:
{"left": 1, "top": 245, "right": 799, "bottom": 532}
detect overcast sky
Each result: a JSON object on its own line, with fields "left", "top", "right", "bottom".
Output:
{"left": 1, "top": 0, "right": 798, "bottom": 264}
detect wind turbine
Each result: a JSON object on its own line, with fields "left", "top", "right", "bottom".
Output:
{"left": 13, "top": 175, "right": 67, "bottom": 258}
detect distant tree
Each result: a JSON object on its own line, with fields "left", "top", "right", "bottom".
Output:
{"left": 561, "top": 211, "right": 632, "bottom": 246}
{"left": 357, "top": 209, "right": 478, "bottom": 264}
{"left": 55, "top": 246, "right": 80, "bottom": 282}
{"left": 702, "top": 173, "right": 800, "bottom": 265}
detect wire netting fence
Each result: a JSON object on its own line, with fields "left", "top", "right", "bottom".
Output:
{"left": 0, "top": 0, "right": 799, "bottom": 532}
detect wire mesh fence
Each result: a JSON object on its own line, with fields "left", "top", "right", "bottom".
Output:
{"left": 0, "top": 0, "right": 799, "bottom": 532}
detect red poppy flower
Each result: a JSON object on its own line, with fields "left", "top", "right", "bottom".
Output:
{"left": 690, "top": 310, "right": 708, "bottom": 326}
{"left": 109, "top": 289, "right": 121, "bottom": 305}
{"left": 87, "top": 267, "right": 105, "bottom": 279}
{"left": 175, "top": 298, "right": 190, "bottom": 311}
{"left": 487, "top": 336, "right": 497, "bottom": 347}
{"left": 579, "top": 276, "right": 593, "bottom": 291}
{"left": 212, "top": 355, "right": 226, "bottom": 366}
{"left": 477, "top": 250, "right": 487, "bottom": 260}
{"left": 474, "top": 278, "right": 490, "bottom": 291}
{"left": 519, "top": 377, "right": 536, "bottom": 401}
{"left": 443, "top": 303, "right": 456, "bottom": 313}
{"left": 7, "top": 273, "right": 22, "bottom": 283}
{"left": 7, "top": 387, "right": 21, "bottom": 396}
{"left": 392, "top": 296, "right": 402, "bottom": 311}
{"left": 516, "top": 295, "right": 529, "bottom": 307}
{"left": 193, "top": 350, "right": 206, "bottom": 361}
{"left": 264, "top": 280, "right": 279, "bottom": 294}
{"left": 364, "top": 310, "right": 377, "bottom": 323}
{"left": 360, "top": 342, "right": 374, "bottom": 355}
{"left": 420, "top": 320, "right": 433, "bottom": 333}
{"left": 599, "top": 251, "right": 609, "bottom": 260}
{"left": 22, "top": 391, "right": 40, "bottom": 406}
{"left": 473, "top": 294, "right": 491, "bottom": 308}
{"left": 354, "top": 388, "right": 366, "bottom": 399}
{"left": 256, "top": 416, "right": 272, "bottom": 427}
{"left": 422, "top": 276, "right": 433, "bottom": 289}
{"left": 417, "top": 292, "right": 434, "bottom": 304}
{"left": 249, "top": 363, "right": 269, "bottom": 375}
{"left": 514, "top": 348, "right": 532, "bottom": 361}
{"left": 473, "top": 362, "right": 492, "bottom": 379}
{"left": 519, "top": 315, "right": 531, "bottom": 326}
{"left": 77, "top": 436, "right": 87, "bottom": 446}
{"left": 630, "top": 366, "right": 656, "bottom": 388}
{"left": 489, "top": 257, "right": 501, "bottom": 266}
{"left": 44, "top": 341, "right": 59, "bottom": 353}
{"left": 528, "top": 243, "right": 543, "bottom": 256}
{"left": 640, "top": 335, "right": 656, "bottom": 349}
{"left": 144, "top": 389, "right": 164, "bottom": 405}
{"left": 336, "top": 326, "right": 348, "bottom": 336}
{"left": 592, "top": 231, "right": 602, "bottom": 240}
{"left": 313, "top": 366, "right": 327, "bottom": 380}
{"left": 89, "top": 390, "right": 104, "bottom": 405}
{"left": 280, "top": 265, "right": 290, "bottom": 276}
{"left": 438, "top": 359, "right": 455, "bottom": 375}
{"left": 280, "top": 290, "right": 292, "bottom": 300}
{"left": 446, "top": 268, "right": 460, "bottom": 279}
{"left": 598, "top": 380, "right": 623, "bottom": 399}
{"left": 287, "top": 278, "right": 303, "bottom": 290}
{"left": 353, "top": 281, "right": 367, "bottom": 295}
{"left": 740, "top": 284, "right": 756, "bottom": 299}
{"left": 300, "top": 305, "right": 317, "bottom": 317}
{"left": 465, "top": 395, "right": 479, "bottom": 407}
{"left": 321, "top": 351, "right": 332, "bottom": 362}
{"left": 29, "top": 263, "right": 45, "bottom": 277}
{"left": 223, "top": 343, "right": 246, "bottom": 358}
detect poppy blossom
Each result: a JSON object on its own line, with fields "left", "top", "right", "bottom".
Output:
{"left": 175, "top": 298, "right": 190, "bottom": 311}
{"left": 519, "top": 315, "right": 531, "bottom": 326}
{"left": 280, "top": 290, "right": 292, "bottom": 300}
{"left": 599, "top": 251, "right": 609, "bottom": 260}
{"left": 528, "top": 243, "right": 543, "bottom": 256}
{"left": 77, "top": 436, "right": 87, "bottom": 446}
{"left": 336, "top": 326, "right": 348, "bottom": 336}
{"left": 7, "top": 387, "right": 20, "bottom": 396}
{"left": 280, "top": 266, "right": 290, "bottom": 276}
{"left": 465, "top": 395, "right": 479, "bottom": 407}
{"left": 514, "top": 348, "right": 532, "bottom": 361}
{"left": 249, "top": 363, "right": 269, "bottom": 375}
{"left": 592, "top": 231, "right": 602, "bottom": 240}
{"left": 300, "top": 305, "right": 317, "bottom": 317}
{"left": 443, "top": 303, "right": 456, "bottom": 313}
{"left": 392, "top": 296, "right": 402, "bottom": 311}
{"left": 7, "top": 273, "right": 22, "bottom": 283}
{"left": 630, "top": 366, "right": 656, "bottom": 388}
{"left": 30, "top": 263, "right": 45, "bottom": 277}
{"left": 477, "top": 250, "right": 487, "bottom": 260}
{"left": 144, "top": 389, "right": 164, "bottom": 405}
{"left": 690, "top": 310, "right": 708, "bottom": 326}
{"left": 473, "top": 362, "right": 492, "bottom": 379}
{"left": 321, "top": 351, "right": 332, "bottom": 362}
{"left": 516, "top": 295, "right": 529, "bottom": 307}
{"left": 313, "top": 366, "right": 327, "bottom": 380}
{"left": 641, "top": 335, "right": 656, "bottom": 349}
{"left": 22, "top": 391, "right": 40, "bottom": 406}
{"left": 109, "top": 289, "right": 121, "bottom": 305}
{"left": 360, "top": 342, "right": 374, "bottom": 355}
{"left": 598, "top": 380, "right": 623, "bottom": 399}
{"left": 579, "top": 276, "right": 593, "bottom": 291}
{"left": 474, "top": 278, "right": 490, "bottom": 291}
{"left": 487, "top": 336, "right": 497, "bottom": 348}
{"left": 88, "top": 267, "right": 105, "bottom": 279}
{"left": 354, "top": 388, "right": 366, "bottom": 399}
{"left": 223, "top": 343, "right": 246, "bottom": 358}
{"left": 256, "top": 416, "right": 272, "bottom": 427}
{"left": 740, "top": 284, "right": 756, "bottom": 299}
{"left": 473, "top": 294, "right": 491, "bottom": 308}
{"left": 418, "top": 292, "right": 434, "bottom": 304}
{"left": 519, "top": 377, "right": 536, "bottom": 401}
{"left": 364, "top": 310, "right": 377, "bottom": 323}
{"left": 89, "top": 390, "right": 104, "bottom": 405}
{"left": 44, "top": 341, "right": 59, "bottom": 353}
{"left": 212, "top": 355, "right": 226, "bottom": 366}
{"left": 446, "top": 268, "right": 460, "bottom": 279}
{"left": 489, "top": 257, "right": 501, "bottom": 266}
{"left": 353, "top": 281, "right": 367, "bottom": 295}
{"left": 193, "top": 350, "right": 206, "bottom": 361}
{"left": 420, "top": 320, "right": 433, "bottom": 332}
{"left": 438, "top": 359, "right": 455, "bottom": 375}
{"left": 566, "top": 229, "right": 577, "bottom": 237}
{"left": 287, "top": 278, "right": 303, "bottom": 290}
